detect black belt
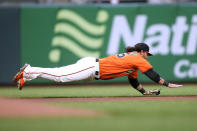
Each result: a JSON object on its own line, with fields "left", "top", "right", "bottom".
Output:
{"left": 95, "top": 58, "right": 99, "bottom": 80}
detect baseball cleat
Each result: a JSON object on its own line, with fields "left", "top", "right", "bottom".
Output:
{"left": 13, "top": 64, "right": 29, "bottom": 83}
{"left": 17, "top": 78, "right": 25, "bottom": 90}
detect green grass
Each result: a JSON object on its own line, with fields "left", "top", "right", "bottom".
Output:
{"left": 0, "top": 84, "right": 197, "bottom": 131}
{"left": 0, "top": 84, "right": 197, "bottom": 98}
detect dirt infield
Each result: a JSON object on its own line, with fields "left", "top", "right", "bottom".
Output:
{"left": 0, "top": 98, "right": 101, "bottom": 117}
{"left": 0, "top": 96, "right": 197, "bottom": 117}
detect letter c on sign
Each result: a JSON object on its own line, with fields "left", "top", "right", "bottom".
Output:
{"left": 174, "top": 59, "right": 189, "bottom": 78}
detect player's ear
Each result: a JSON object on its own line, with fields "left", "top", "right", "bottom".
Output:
{"left": 139, "top": 50, "right": 147, "bottom": 58}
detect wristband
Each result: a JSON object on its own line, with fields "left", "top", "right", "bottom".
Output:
{"left": 163, "top": 81, "right": 169, "bottom": 87}
{"left": 138, "top": 88, "right": 146, "bottom": 94}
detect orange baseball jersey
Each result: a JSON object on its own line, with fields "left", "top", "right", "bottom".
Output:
{"left": 99, "top": 52, "right": 153, "bottom": 80}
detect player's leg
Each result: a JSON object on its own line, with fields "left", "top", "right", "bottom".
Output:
{"left": 23, "top": 57, "right": 99, "bottom": 83}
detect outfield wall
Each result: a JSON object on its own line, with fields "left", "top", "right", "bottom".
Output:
{"left": 1, "top": 4, "right": 197, "bottom": 84}
{"left": 0, "top": 7, "right": 20, "bottom": 84}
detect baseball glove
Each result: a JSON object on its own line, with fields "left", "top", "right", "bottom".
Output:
{"left": 143, "top": 89, "right": 160, "bottom": 95}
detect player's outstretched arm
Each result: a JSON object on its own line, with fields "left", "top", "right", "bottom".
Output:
{"left": 144, "top": 69, "right": 183, "bottom": 88}
{"left": 128, "top": 78, "right": 160, "bottom": 95}
{"left": 158, "top": 78, "right": 183, "bottom": 88}
{"left": 128, "top": 78, "right": 145, "bottom": 94}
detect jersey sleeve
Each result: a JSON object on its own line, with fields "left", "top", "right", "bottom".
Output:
{"left": 135, "top": 58, "right": 153, "bottom": 73}
{"left": 128, "top": 70, "right": 138, "bottom": 79}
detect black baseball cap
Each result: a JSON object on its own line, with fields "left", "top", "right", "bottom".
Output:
{"left": 135, "top": 43, "right": 153, "bottom": 56}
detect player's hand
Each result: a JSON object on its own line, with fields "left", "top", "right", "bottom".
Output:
{"left": 143, "top": 89, "right": 160, "bottom": 95}
{"left": 168, "top": 83, "right": 183, "bottom": 88}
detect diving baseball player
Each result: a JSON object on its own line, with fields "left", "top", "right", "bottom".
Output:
{"left": 13, "top": 43, "right": 182, "bottom": 95}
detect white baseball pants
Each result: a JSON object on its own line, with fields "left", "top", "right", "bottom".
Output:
{"left": 23, "top": 57, "right": 100, "bottom": 83}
